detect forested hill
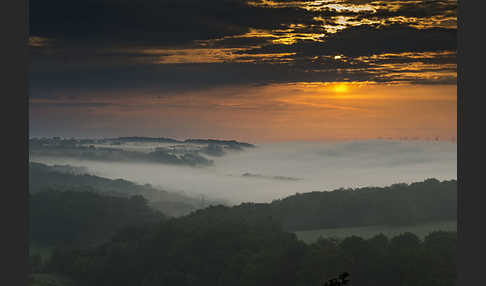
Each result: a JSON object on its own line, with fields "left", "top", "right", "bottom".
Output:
{"left": 30, "top": 190, "right": 164, "bottom": 248}
{"left": 29, "top": 162, "right": 220, "bottom": 216}
{"left": 30, "top": 176, "right": 456, "bottom": 285}
{"left": 30, "top": 162, "right": 456, "bottom": 230}
{"left": 29, "top": 137, "right": 256, "bottom": 166}
{"left": 45, "top": 211, "right": 456, "bottom": 286}
{"left": 30, "top": 162, "right": 151, "bottom": 196}
{"left": 193, "top": 179, "right": 456, "bottom": 231}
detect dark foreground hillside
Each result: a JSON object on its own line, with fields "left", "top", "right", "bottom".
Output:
{"left": 29, "top": 190, "right": 164, "bottom": 248}
{"left": 29, "top": 178, "right": 457, "bottom": 286}
{"left": 41, "top": 212, "right": 456, "bottom": 286}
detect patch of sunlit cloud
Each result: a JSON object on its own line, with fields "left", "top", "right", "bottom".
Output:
{"left": 131, "top": 47, "right": 295, "bottom": 64}
{"left": 29, "top": 36, "right": 50, "bottom": 48}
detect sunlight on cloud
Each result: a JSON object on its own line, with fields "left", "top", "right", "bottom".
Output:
{"left": 29, "top": 36, "right": 50, "bottom": 48}
{"left": 134, "top": 47, "right": 295, "bottom": 64}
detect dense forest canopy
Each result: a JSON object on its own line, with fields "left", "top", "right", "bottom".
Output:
{"left": 191, "top": 178, "right": 456, "bottom": 231}
{"left": 29, "top": 190, "right": 164, "bottom": 248}
{"left": 43, "top": 212, "right": 456, "bottom": 286}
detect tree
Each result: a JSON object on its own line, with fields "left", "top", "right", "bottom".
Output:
{"left": 324, "top": 272, "right": 350, "bottom": 286}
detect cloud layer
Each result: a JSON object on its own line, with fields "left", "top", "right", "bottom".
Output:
{"left": 30, "top": 0, "right": 457, "bottom": 93}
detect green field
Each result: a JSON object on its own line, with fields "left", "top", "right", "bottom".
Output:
{"left": 295, "top": 220, "right": 457, "bottom": 243}
{"left": 29, "top": 243, "right": 54, "bottom": 262}
{"left": 29, "top": 274, "right": 76, "bottom": 286}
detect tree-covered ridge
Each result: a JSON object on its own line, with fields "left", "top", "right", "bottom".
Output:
{"left": 29, "top": 136, "right": 256, "bottom": 147}
{"left": 29, "top": 142, "right": 214, "bottom": 166}
{"left": 43, "top": 212, "right": 456, "bottom": 286}
{"left": 115, "top": 137, "right": 256, "bottom": 149}
{"left": 29, "top": 162, "right": 221, "bottom": 217}
{"left": 30, "top": 162, "right": 149, "bottom": 196}
{"left": 194, "top": 178, "right": 456, "bottom": 231}
{"left": 29, "top": 137, "right": 255, "bottom": 166}
{"left": 29, "top": 190, "right": 164, "bottom": 248}
{"left": 30, "top": 162, "right": 457, "bottom": 230}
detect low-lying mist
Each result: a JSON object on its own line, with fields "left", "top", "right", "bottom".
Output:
{"left": 30, "top": 140, "right": 457, "bottom": 204}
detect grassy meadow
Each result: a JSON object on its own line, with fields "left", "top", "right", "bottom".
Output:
{"left": 295, "top": 220, "right": 457, "bottom": 243}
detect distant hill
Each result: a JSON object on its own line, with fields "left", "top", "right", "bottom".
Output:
{"left": 29, "top": 136, "right": 255, "bottom": 166}
{"left": 29, "top": 143, "right": 214, "bottom": 167}
{"left": 29, "top": 162, "right": 220, "bottom": 216}
{"left": 29, "top": 136, "right": 255, "bottom": 147}
{"left": 183, "top": 138, "right": 255, "bottom": 149}
{"left": 112, "top": 136, "right": 256, "bottom": 148}
{"left": 116, "top": 136, "right": 181, "bottom": 143}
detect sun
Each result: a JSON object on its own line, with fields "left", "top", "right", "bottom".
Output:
{"left": 332, "top": 83, "right": 349, "bottom": 93}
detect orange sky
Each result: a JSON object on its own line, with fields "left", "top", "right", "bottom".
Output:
{"left": 29, "top": 82, "right": 457, "bottom": 142}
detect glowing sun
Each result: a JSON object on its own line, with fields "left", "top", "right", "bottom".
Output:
{"left": 332, "top": 83, "right": 349, "bottom": 93}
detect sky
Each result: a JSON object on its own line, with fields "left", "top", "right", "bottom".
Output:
{"left": 29, "top": 0, "right": 457, "bottom": 142}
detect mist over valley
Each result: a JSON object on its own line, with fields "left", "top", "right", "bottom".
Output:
{"left": 30, "top": 137, "right": 456, "bottom": 204}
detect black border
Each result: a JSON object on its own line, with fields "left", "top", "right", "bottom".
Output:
{"left": 3, "top": 0, "right": 28, "bottom": 285}
{"left": 457, "top": 1, "right": 484, "bottom": 286}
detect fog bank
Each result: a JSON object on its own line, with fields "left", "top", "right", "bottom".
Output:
{"left": 31, "top": 140, "right": 456, "bottom": 204}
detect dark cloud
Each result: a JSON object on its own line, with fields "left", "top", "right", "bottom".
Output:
{"left": 355, "top": 1, "right": 457, "bottom": 20}
{"left": 30, "top": 1, "right": 246, "bottom": 46}
{"left": 29, "top": 0, "right": 322, "bottom": 46}
{"left": 241, "top": 24, "right": 456, "bottom": 56}
{"left": 29, "top": 0, "right": 457, "bottom": 98}
{"left": 29, "top": 51, "right": 456, "bottom": 100}
{"left": 199, "top": 36, "right": 273, "bottom": 48}
{"left": 30, "top": 0, "right": 456, "bottom": 49}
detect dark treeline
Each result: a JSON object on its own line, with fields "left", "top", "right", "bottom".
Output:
{"left": 29, "top": 190, "right": 164, "bottom": 249}
{"left": 116, "top": 137, "right": 256, "bottom": 149}
{"left": 29, "top": 162, "right": 219, "bottom": 216}
{"left": 116, "top": 137, "right": 181, "bottom": 143}
{"left": 29, "top": 143, "right": 214, "bottom": 166}
{"left": 30, "top": 162, "right": 151, "bottom": 196}
{"left": 184, "top": 139, "right": 255, "bottom": 149}
{"left": 41, "top": 211, "right": 456, "bottom": 286}
{"left": 203, "top": 178, "right": 456, "bottom": 231}
{"left": 29, "top": 137, "right": 256, "bottom": 147}
{"left": 29, "top": 137, "right": 256, "bottom": 166}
